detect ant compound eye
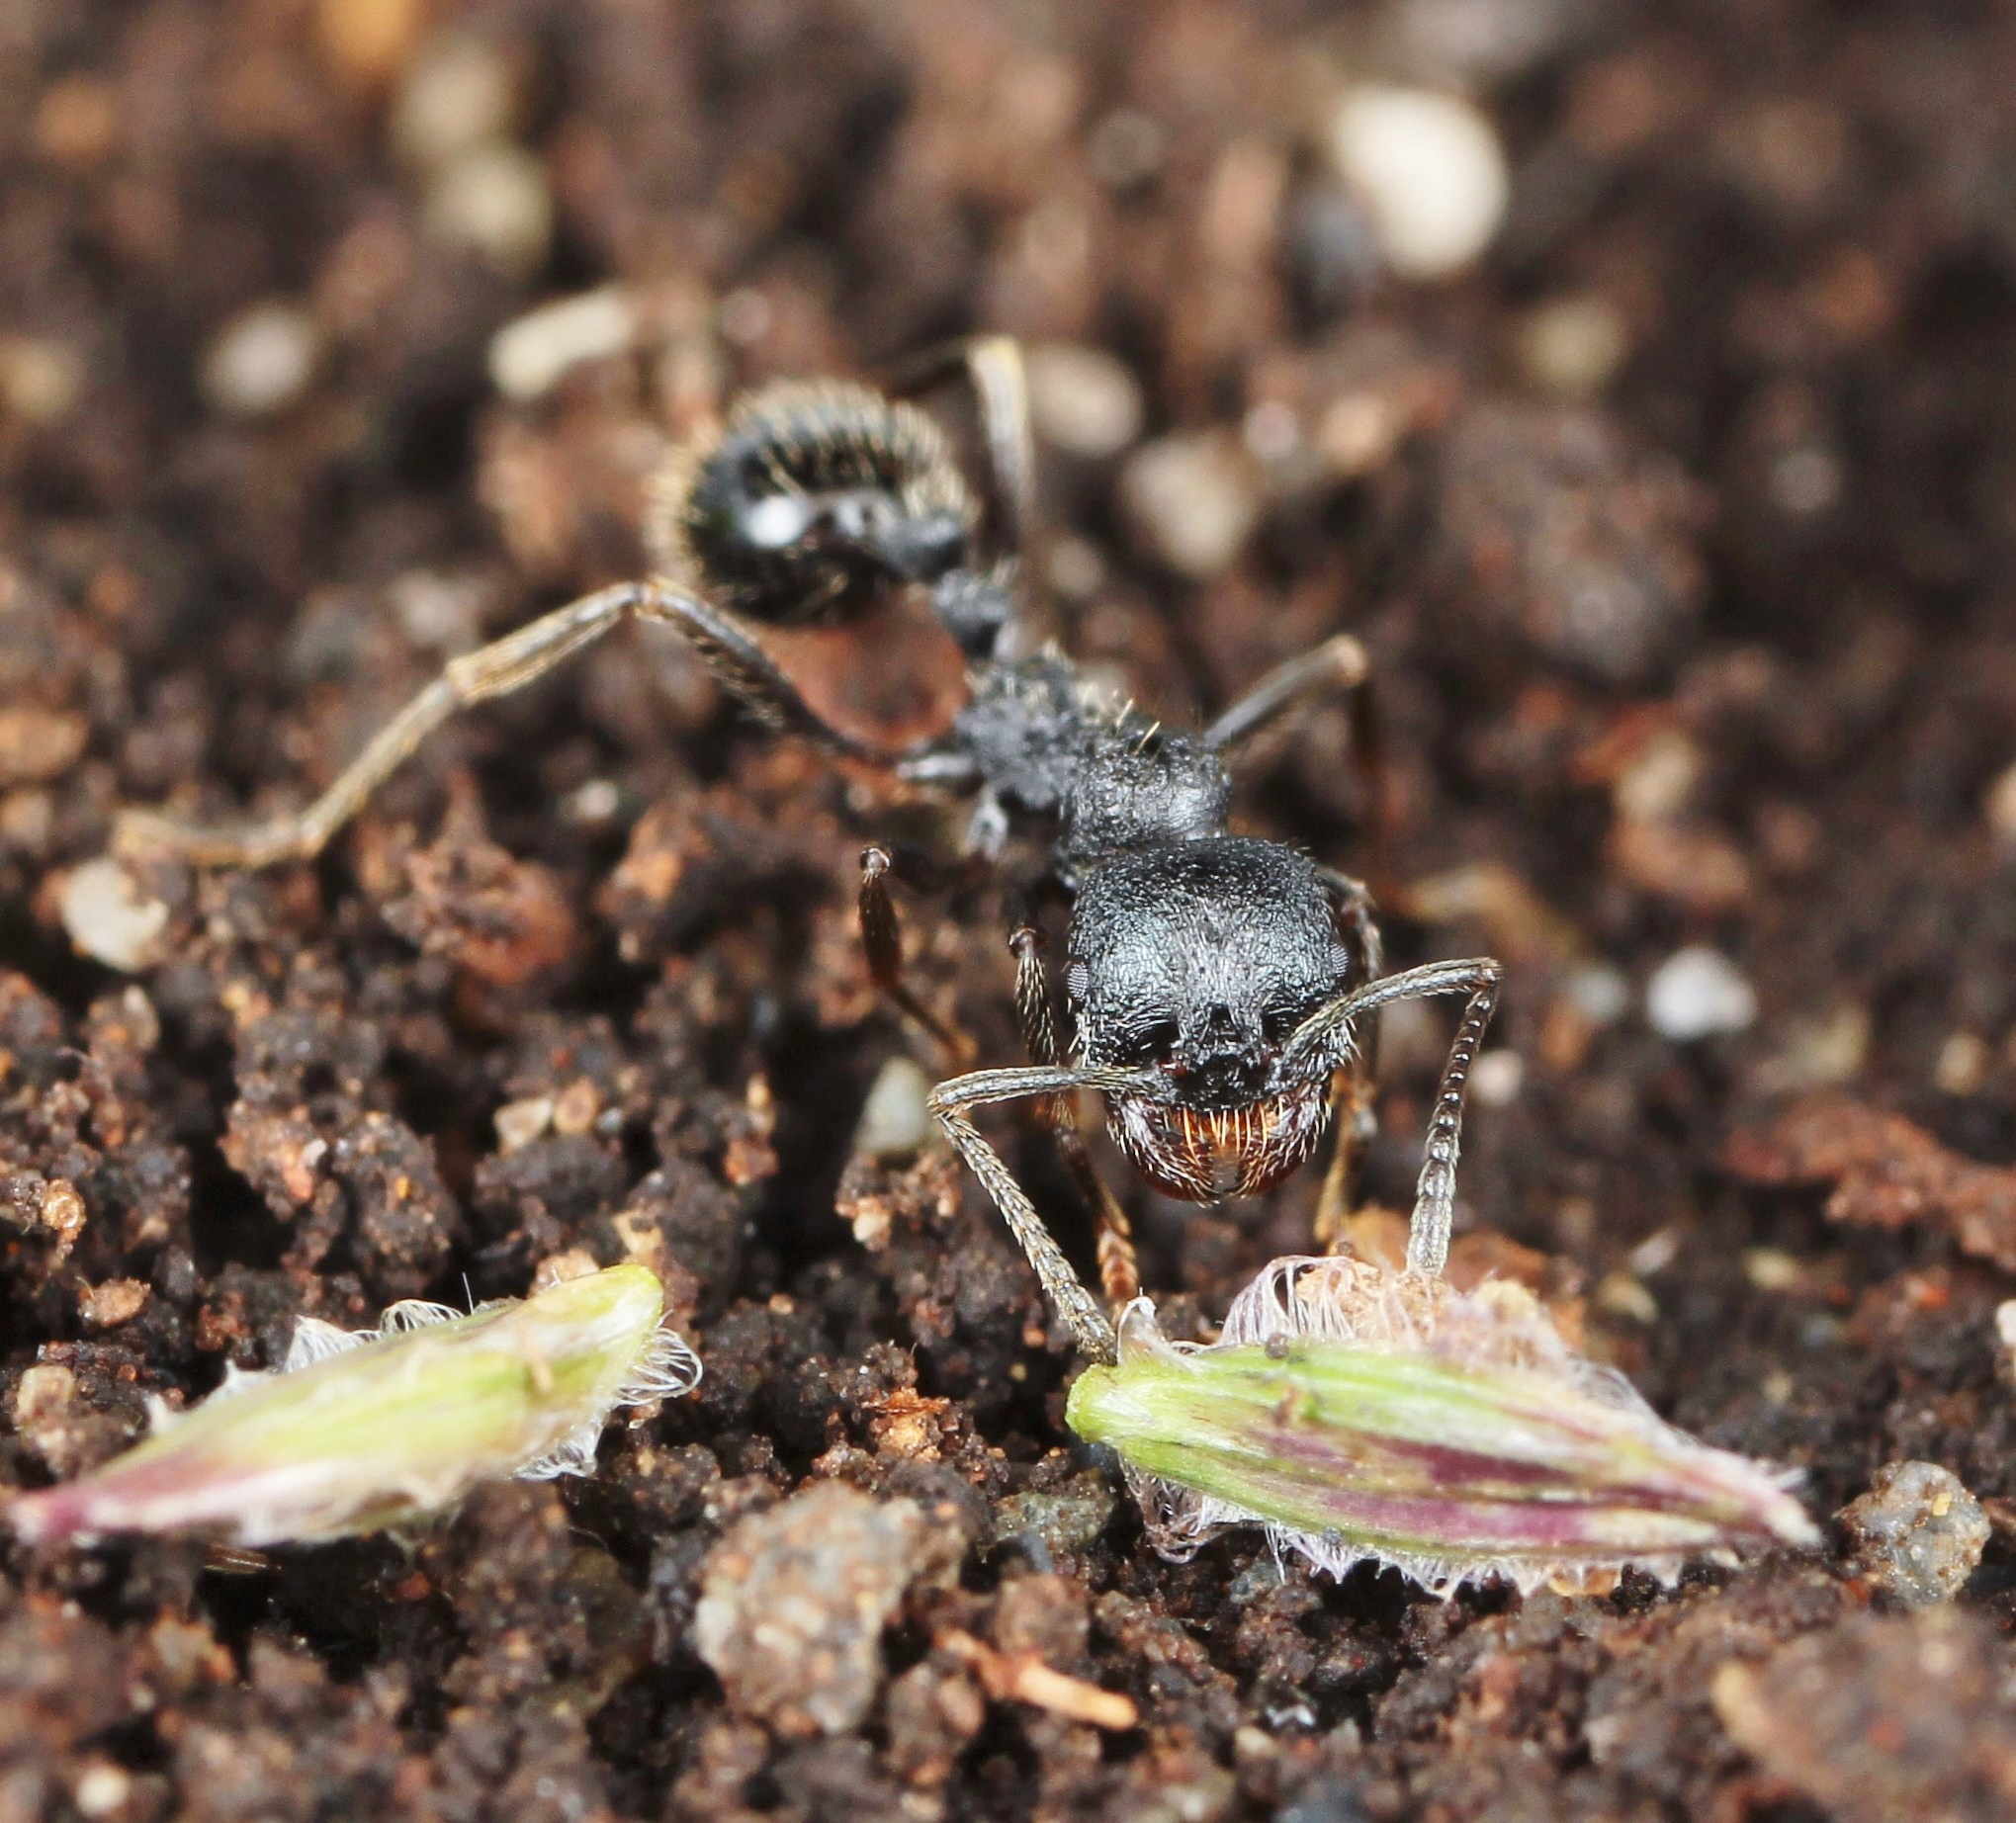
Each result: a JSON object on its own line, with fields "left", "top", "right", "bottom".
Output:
{"left": 1065, "top": 960, "right": 1091, "bottom": 1004}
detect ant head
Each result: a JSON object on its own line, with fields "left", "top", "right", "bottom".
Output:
{"left": 653, "top": 379, "right": 978, "bottom": 626}
{"left": 1064, "top": 837, "right": 1356, "bottom": 1201}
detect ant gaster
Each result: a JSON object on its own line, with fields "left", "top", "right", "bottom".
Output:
{"left": 121, "top": 336, "right": 1502, "bottom": 1366}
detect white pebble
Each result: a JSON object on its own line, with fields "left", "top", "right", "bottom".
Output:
{"left": 1026, "top": 343, "right": 1144, "bottom": 460}
{"left": 392, "top": 33, "right": 516, "bottom": 171}
{"left": 0, "top": 335, "right": 85, "bottom": 425}
{"left": 1119, "top": 433, "right": 1260, "bottom": 578}
{"left": 73, "top": 1763, "right": 131, "bottom": 1820}
{"left": 424, "top": 142, "right": 553, "bottom": 278}
{"left": 60, "top": 857, "right": 169, "bottom": 973}
{"left": 1469, "top": 1048, "right": 1525, "bottom": 1107}
{"left": 1517, "top": 293, "right": 1628, "bottom": 398}
{"left": 854, "top": 1056, "right": 932, "bottom": 1163}
{"left": 1561, "top": 961, "right": 1630, "bottom": 1026}
{"left": 488, "top": 286, "right": 639, "bottom": 402}
{"left": 201, "top": 302, "right": 318, "bottom": 420}
{"left": 1328, "top": 84, "right": 1509, "bottom": 281}
{"left": 1995, "top": 1300, "right": 2016, "bottom": 1366}
{"left": 1645, "top": 945, "right": 1758, "bottom": 1041}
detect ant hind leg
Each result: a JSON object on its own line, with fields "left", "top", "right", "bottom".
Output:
{"left": 119, "top": 579, "right": 882, "bottom": 870}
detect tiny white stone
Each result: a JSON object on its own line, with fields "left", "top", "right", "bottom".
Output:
{"left": 1645, "top": 946, "right": 1758, "bottom": 1041}
{"left": 854, "top": 1055, "right": 933, "bottom": 1163}
{"left": 60, "top": 857, "right": 169, "bottom": 973}
{"left": 1026, "top": 342, "right": 1144, "bottom": 460}
{"left": 487, "top": 286, "right": 639, "bottom": 402}
{"left": 1517, "top": 293, "right": 1628, "bottom": 398}
{"left": 392, "top": 33, "right": 516, "bottom": 172}
{"left": 1119, "top": 433, "right": 1260, "bottom": 579}
{"left": 1561, "top": 961, "right": 1630, "bottom": 1027}
{"left": 1469, "top": 1049, "right": 1525, "bottom": 1107}
{"left": 73, "top": 1763, "right": 131, "bottom": 1819}
{"left": 1995, "top": 1299, "right": 2016, "bottom": 1363}
{"left": 424, "top": 142, "right": 553, "bottom": 278}
{"left": 1328, "top": 84, "right": 1509, "bottom": 281}
{"left": 201, "top": 302, "right": 318, "bottom": 420}
{"left": 0, "top": 335, "right": 85, "bottom": 425}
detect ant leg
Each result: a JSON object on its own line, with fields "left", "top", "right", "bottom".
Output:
{"left": 118, "top": 579, "right": 881, "bottom": 869}
{"left": 885, "top": 334, "right": 1035, "bottom": 558}
{"left": 1312, "top": 1064, "right": 1378, "bottom": 1255}
{"left": 858, "top": 845, "right": 976, "bottom": 1065}
{"left": 1282, "top": 956, "right": 1503, "bottom": 1280}
{"left": 927, "top": 1062, "right": 1161, "bottom": 1363}
{"left": 1203, "top": 633, "right": 1369, "bottom": 755}
{"left": 1008, "top": 919, "right": 1140, "bottom": 1308}
{"left": 1313, "top": 866, "right": 1384, "bottom": 1253}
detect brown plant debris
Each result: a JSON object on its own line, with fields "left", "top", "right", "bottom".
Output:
{"left": 1724, "top": 1095, "right": 2016, "bottom": 1272}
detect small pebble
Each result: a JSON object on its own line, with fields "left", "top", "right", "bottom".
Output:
{"left": 0, "top": 704, "right": 88, "bottom": 786}
{"left": 1561, "top": 961, "right": 1631, "bottom": 1026}
{"left": 693, "top": 1483, "right": 926, "bottom": 1738}
{"left": 1516, "top": 293, "right": 1628, "bottom": 398}
{"left": 1327, "top": 84, "right": 1509, "bottom": 281}
{"left": 424, "top": 142, "right": 553, "bottom": 278}
{"left": 488, "top": 286, "right": 639, "bottom": 402}
{"left": 392, "top": 32, "right": 516, "bottom": 170}
{"left": 0, "top": 335, "right": 85, "bottom": 425}
{"left": 60, "top": 857, "right": 170, "bottom": 973}
{"left": 1934, "top": 1031, "right": 1990, "bottom": 1096}
{"left": 494, "top": 1095, "right": 555, "bottom": 1153}
{"left": 1119, "top": 433, "right": 1260, "bottom": 578}
{"left": 78, "top": 1278, "right": 149, "bottom": 1329}
{"left": 1839, "top": 1461, "right": 1988, "bottom": 1606}
{"left": 72, "top": 1763, "right": 131, "bottom": 1820}
{"left": 854, "top": 1056, "right": 933, "bottom": 1163}
{"left": 1645, "top": 945, "right": 1757, "bottom": 1041}
{"left": 992, "top": 1469, "right": 1117, "bottom": 1560}
{"left": 1025, "top": 342, "right": 1144, "bottom": 460}
{"left": 1469, "top": 1048, "right": 1525, "bottom": 1107}
{"left": 200, "top": 302, "right": 319, "bottom": 420}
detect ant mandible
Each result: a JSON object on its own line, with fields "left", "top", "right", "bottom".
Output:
{"left": 120, "top": 335, "right": 1502, "bottom": 1365}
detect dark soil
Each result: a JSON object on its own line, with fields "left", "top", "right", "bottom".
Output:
{"left": 6, "top": 3, "right": 2016, "bottom": 1819}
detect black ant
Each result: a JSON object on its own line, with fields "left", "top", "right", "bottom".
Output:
{"left": 118, "top": 336, "right": 1501, "bottom": 1365}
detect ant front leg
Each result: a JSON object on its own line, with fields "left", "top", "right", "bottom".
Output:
{"left": 858, "top": 845, "right": 976, "bottom": 1066}
{"left": 1313, "top": 865, "right": 1384, "bottom": 1254}
{"left": 926, "top": 1062, "right": 1165, "bottom": 1363}
{"left": 1207, "top": 632, "right": 1390, "bottom": 873}
{"left": 1282, "top": 955, "right": 1504, "bottom": 1279}
{"left": 119, "top": 580, "right": 883, "bottom": 869}
{"left": 1007, "top": 915, "right": 1140, "bottom": 1308}
{"left": 1203, "top": 633, "right": 1369, "bottom": 756}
